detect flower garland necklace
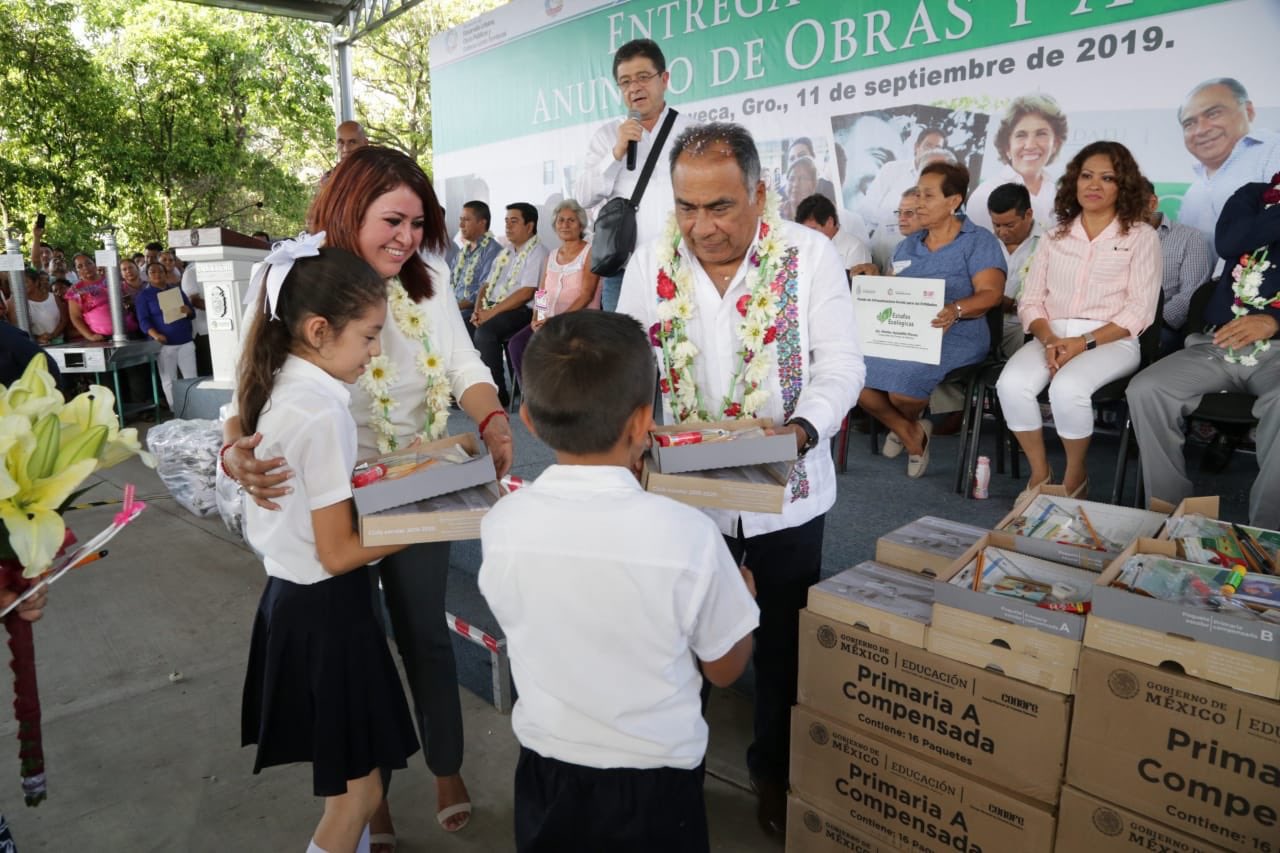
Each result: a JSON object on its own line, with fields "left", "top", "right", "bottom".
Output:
{"left": 358, "top": 279, "right": 452, "bottom": 453}
{"left": 452, "top": 232, "right": 493, "bottom": 295}
{"left": 653, "top": 191, "right": 787, "bottom": 423}
{"left": 1224, "top": 171, "right": 1280, "bottom": 366}
{"left": 481, "top": 235, "right": 540, "bottom": 308}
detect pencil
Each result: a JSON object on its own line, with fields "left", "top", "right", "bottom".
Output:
{"left": 1227, "top": 527, "right": 1261, "bottom": 574}
{"left": 973, "top": 549, "right": 986, "bottom": 592}
{"left": 1233, "top": 523, "right": 1275, "bottom": 575}
{"left": 1077, "top": 506, "right": 1104, "bottom": 550}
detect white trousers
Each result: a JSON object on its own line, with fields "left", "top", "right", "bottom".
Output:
{"left": 995, "top": 318, "right": 1140, "bottom": 440}
{"left": 157, "top": 341, "right": 197, "bottom": 409}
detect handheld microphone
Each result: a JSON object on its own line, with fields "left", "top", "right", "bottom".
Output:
{"left": 626, "top": 108, "right": 641, "bottom": 170}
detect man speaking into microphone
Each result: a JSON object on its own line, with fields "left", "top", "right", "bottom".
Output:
{"left": 577, "top": 38, "right": 693, "bottom": 311}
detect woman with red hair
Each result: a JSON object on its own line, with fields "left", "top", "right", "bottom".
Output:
{"left": 223, "top": 146, "right": 508, "bottom": 847}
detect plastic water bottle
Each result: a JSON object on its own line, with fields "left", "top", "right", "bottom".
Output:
{"left": 973, "top": 456, "right": 991, "bottom": 499}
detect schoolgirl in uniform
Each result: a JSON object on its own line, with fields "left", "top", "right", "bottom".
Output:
{"left": 235, "top": 238, "right": 419, "bottom": 853}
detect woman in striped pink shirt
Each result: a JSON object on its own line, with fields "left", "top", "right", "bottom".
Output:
{"left": 996, "top": 141, "right": 1161, "bottom": 502}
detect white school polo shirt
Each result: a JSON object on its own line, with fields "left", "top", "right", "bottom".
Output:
{"left": 243, "top": 355, "right": 358, "bottom": 586}
{"left": 478, "top": 465, "right": 759, "bottom": 770}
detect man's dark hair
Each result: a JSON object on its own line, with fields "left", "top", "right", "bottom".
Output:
{"left": 144, "top": 241, "right": 163, "bottom": 252}
{"left": 669, "top": 122, "right": 761, "bottom": 189}
{"left": 613, "top": 38, "right": 666, "bottom": 79}
{"left": 251, "top": 230, "right": 270, "bottom": 242}
{"left": 465, "top": 200, "right": 492, "bottom": 228}
{"left": 795, "top": 194, "right": 838, "bottom": 227}
{"left": 522, "top": 312, "right": 656, "bottom": 455}
{"left": 987, "top": 183, "right": 1032, "bottom": 216}
{"left": 506, "top": 202, "right": 538, "bottom": 234}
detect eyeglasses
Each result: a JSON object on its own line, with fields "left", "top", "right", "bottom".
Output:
{"left": 894, "top": 209, "right": 918, "bottom": 218}
{"left": 616, "top": 71, "right": 659, "bottom": 90}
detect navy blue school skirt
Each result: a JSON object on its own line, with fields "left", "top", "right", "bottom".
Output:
{"left": 241, "top": 565, "right": 420, "bottom": 796}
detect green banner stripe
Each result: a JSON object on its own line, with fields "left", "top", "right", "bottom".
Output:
{"left": 432, "top": 0, "right": 1228, "bottom": 153}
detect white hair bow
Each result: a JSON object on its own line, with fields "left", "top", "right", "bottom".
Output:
{"left": 244, "top": 231, "right": 327, "bottom": 320}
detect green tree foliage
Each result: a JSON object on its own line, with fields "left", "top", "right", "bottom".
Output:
{"left": 351, "top": 0, "right": 503, "bottom": 175}
{"left": 0, "top": 0, "right": 333, "bottom": 253}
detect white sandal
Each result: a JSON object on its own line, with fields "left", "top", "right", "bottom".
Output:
{"left": 369, "top": 833, "right": 396, "bottom": 853}
{"left": 437, "top": 802, "right": 472, "bottom": 833}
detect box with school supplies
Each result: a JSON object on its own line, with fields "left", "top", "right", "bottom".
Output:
{"left": 873, "top": 515, "right": 988, "bottom": 575}
{"left": 796, "top": 609, "right": 1072, "bottom": 804}
{"left": 358, "top": 481, "right": 500, "bottom": 546}
{"left": 1159, "top": 502, "right": 1280, "bottom": 579}
{"left": 997, "top": 486, "right": 1167, "bottom": 570}
{"left": 1067, "top": 649, "right": 1279, "bottom": 853}
{"left": 640, "top": 456, "right": 793, "bottom": 514}
{"left": 806, "top": 562, "right": 933, "bottom": 648}
{"left": 784, "top": 796, "right": 890, "bottom": 853}
{"left": 352, "top": 433, "right": 497, "bottom": 517}
{"left": 648, "top": 418, "right": 796, "bottom": 474}
{"left": 790, "top": 706, "right": 1059, "bottom": 853}
{"left": 1084, "top": 538, "right": 1280, "bottom": 700}
{"left": 1054, "top": 786, "right": 1231, "bottom": 853}
{"left": 927, "top": 532, "right": 1097, "bottom": 693}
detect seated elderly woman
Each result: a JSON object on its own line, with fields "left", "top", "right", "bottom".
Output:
{"left": 995, "top": 140, "right": 1160, "bottom": 502}
{"left": 859, "top": 162, "right": 1007, "bottom": 478}
{"left": 508, "top": 199, "right": 601, "bottom": 381}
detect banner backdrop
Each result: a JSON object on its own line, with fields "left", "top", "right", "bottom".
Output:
{"left": 430, "top": 0, "right": 1279, "bottom": 254}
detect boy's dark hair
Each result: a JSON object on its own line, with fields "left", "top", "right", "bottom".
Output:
{"left": 987, "top": 183, "right": 1032, "bottom": 216}
{"left": 613, "top": 38, "right": 666, "bottom": 78}
{"left": 236, "top": 248, "right": 386, "bottom": 433}
{"left": 146, "top": 261, "right": 166, "bottom": 275}
{"left": 522, "top": 312, "right": 656, "bottom": 455}
{"left": 795, "top": 194, "right": 837, "bottom": 226}
{"left": 144, "top": 241, "right": 164, "bottom": 252}
{"left": 506, "top": 202, "right": 539, "bottom": 233}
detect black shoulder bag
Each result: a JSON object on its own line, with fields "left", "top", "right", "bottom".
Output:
{"left": 590, "top": 109, "right": 679, "bottom": 278}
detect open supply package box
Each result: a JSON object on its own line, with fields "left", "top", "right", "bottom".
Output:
{"left": 997, "top": 484, "right": 1167, "bottom": 570}
{"left": 641, "top": 418, "right": 796, "bottom": 514}
{"left": 806, "top": 561, "right": 934, "bottom": 648}
{"left": 1083, "top": 536, "right": 1280, "bottom": 700}
{"left": 928, "top": 532, "right": 1100, "bottom": 693}
{"left": 1156, "top": 495, "right": 1280, "bottom": 574}
{"left": 355, "top": 433, "right": 499, "bottom": 546}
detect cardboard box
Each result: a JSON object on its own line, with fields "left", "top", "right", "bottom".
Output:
{"left": 648, "top": 417, "right": 795, "bottom": 474}
{"left": 352, "top": 433, "right": 496, "bottom": 516}
{"left": 796, "top": 609, "right": 1072, "bottom": 804}
{"left": 1156, "top": 497, "right": 1280, "bottom": 576}
{"left": 1066, "top": 649, "right": 1280, "bottom": 853}
{"left": 927, "top": 533, "right": 1098, "bottom": 693}
{"left": 997, "top": 485, "right": 1167, "bottom": 570}
{"left": 1084, "top": 538, "right": 1280, "bottom": 700}
{"left": 1055, "top": 786, "right": 1231, "bottom": 853}
{"left": 875, "top": 515, "right": 988, "bottom": 576}
{"left": 358, "top": 481, "right": 499, "bottom": 545}
{"left": 784, "top": 795, "right": 890, "bottom": 853}
{"left": 641, "top": 455, "right": 793, "bottom": 514}
{"left": 790, "top": 706, "right": 1058, "bottom": 853}
{"left": 807, "top": 562, "right": 933, "bottom": 648}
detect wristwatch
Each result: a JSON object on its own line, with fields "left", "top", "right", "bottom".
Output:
{"left": 953, "top": 302, "right": 965, "bottom": 319}
{"left": 787, "top": 417, "right": 819, "bottom": 456}
{"left": 1082, "top": 332, "right": 1097, "bottom": 350}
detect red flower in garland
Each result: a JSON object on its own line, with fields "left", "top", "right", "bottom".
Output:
{"left": 659, "top": 378, "right": 671, "bottom": 394}
{"left": 657, "top": 269, "right": 676, "bottom": 300}
{"left": 763, "top": 326, "right": 778, "bottom": 345}
{"left": 1264, "top": 187, "right": 1280, "bottom": 205}
{"left": 759, "top": 221, "right": 770, "bottom": 238}
{"left": 736, "top": 294, "right": 750, "bottom": 317}
{"left": 723, "top": 402, "right": 743, "bottom": 418}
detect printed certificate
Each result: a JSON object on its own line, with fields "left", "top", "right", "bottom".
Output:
{"left": 852, "top": 275, "right": 945, "bottom": 365}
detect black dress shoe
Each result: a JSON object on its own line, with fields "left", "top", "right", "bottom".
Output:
{"left": 750, "top": 775, "right": 787, "bottom": 838}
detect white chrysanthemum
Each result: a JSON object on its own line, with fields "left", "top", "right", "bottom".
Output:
{"left": 673, "top": 340, "right": 699, "bottom": 362}
{"left": 673, "top": 298, "right": 695, "bottom": 320}
{"left": 758, "top": 235, "right": 783, "bottom": 260}
{"left": 401, "top": 310, "right": 427, "bottom": 338}
{"left": 376, "top": 393, "right": 394, "bottom": 411}
{"left": 743, "top": 388, "right": 768, "bottom": 413}
{"left": 740, "top": 322, "right": 766, "bottom": 351}
{"left": 656, "top": 300, "right": 677, "bottom": 321}
{"left": 1241, "top": 354, "right": 1259, "bottom": 367}
{"left": 745, "top": 354, "right": 772, "bottom": 385}
{"left": 429, "top": 419, "right": 450, "bottom": 439}
{"left": 365, "top": 355, "right": 396, "bottom": 390}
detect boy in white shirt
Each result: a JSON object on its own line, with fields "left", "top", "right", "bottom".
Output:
{"left": 479, "top": 311, "right": 758, "bottom": 853}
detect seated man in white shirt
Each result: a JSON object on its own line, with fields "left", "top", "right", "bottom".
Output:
{"left": 472, "top": 202, "right": 549, "bottom": 407}
{"left": 795, "top": 193, "right": 877, "bottom": 280}
{"left": 480, "top": 311, "right": 757, "bottom": 853}
{"left": 619, "top": 122, "right": 864, "bottom": 838}
{"left": 987, "top": 182, "right": 1043, "bottom": 358}
{"left": 1140, "top": 178, "right": 1215, "bottom": 355}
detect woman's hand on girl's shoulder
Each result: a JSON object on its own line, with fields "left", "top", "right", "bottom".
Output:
{"left": 227, "top": 432, "right": 293, "bottom": 511}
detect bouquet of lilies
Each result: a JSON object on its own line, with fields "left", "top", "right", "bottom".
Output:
{"left": 0, "top": 355, "right": 154, "bottom": 804}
